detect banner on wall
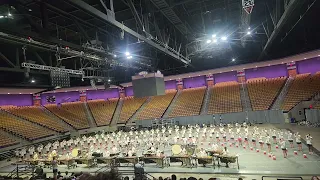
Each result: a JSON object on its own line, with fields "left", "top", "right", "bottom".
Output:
{"left": 46, "top": 96, "right": 56, "bottom": 103}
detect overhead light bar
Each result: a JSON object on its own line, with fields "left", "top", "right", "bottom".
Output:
{"left": 21, "top": 62, "right": 84, "bottom": 75}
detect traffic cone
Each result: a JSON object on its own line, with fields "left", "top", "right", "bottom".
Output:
{"left": 272, "top": 156, "right": 276, "bottom": 160}
{"left": 303, "top": 154, "right": 307, "bottom": 158}
{"left": 294, "top": 151, "right": 298, "bottom": 155}
{"left": 256, "top": 149, "right": 260, "bottom": 152}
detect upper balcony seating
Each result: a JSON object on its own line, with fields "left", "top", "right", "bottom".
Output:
{"left": 168, "top": 87, "right": 206, "bottom": 117}
{"left": 247, "top": 77, "right": 286, "bottom": 111}
{"left": 207, "top": 81, "right": 242, "bottom": 114}
{"left": 45, "top": 102, "right": 90, "bottom": 129}
{"left": 282, "top": 73, "right": 320, "bottom": 111}
{"left": 87, "top": 98, "right": 118, "bottom": 126}
{"left": 136, "top": 90, "right": 177, "bottom": 120}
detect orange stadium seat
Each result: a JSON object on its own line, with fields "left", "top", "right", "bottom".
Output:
{"left": 0, "top": 133, "right": 18, "bottom": 148}
{"left": 282, "top": 73, "right": 320, "bottom": 111}
{"left": 168, "top": 87, "right": 206, "bottom": 117}
{"left": 0, "top": 110, "right": 55, "bottom": 140}
{"left": 207, "top": 81, "right": 242, "bottom": 114}
{"left": 118, "top": 97, "right": 147, "bottom": 123}
{"left": 5, "top": 106, "right": 69, "bottom": 133}
{"left": 45, "top": 102, "right": 90, "bottom": 129}
{"left": 247, "top": 77, "right": 286, "bottom": 111}
{"left": 136, "top": 90, "right": 177, "bottom": 120}
{"left": 87, "top": 98, "right": 118, "bottom": 126}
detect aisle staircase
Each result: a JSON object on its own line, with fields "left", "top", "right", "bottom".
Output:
{"left": 127, "top": 97, "right": 152, "bottom": 123}
{"left": 110, "top": 98, "right": 124, "bottom": 125}
{"left": 83, "top": 102, "right": 97, "bottom": 128}
{"left": 162, "top": 90, "right": 182, "bottom": 118}
{"left": 40, "top": 106, "right": 75, "bottom": 131}
{"left": 200, "top": 86, "right": 213, "bottom": 115}
{"left": 240, "top": 83, "right": 252, "bottom": 111}
{"left": 271, "top": 77, "right": 294, "bottom": 110}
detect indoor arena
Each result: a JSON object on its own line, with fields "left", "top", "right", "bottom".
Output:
{"left": 0, "top": 0, "right": 320, "bottom": 180}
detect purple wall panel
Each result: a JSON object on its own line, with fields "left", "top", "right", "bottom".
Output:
{"left": 86, "top": 89, "right": 119, "bottom": 100}
{"left": 165, "top": 80, "right": 177, "bottom": 90}
{"left": 214, "top": 71, "right": 237, "bottom": 83}
{"left": 183, "top": 76, "right": 206, "bottom": 88}
{"left": 125, "top": 86, "right": 134, "bottom": 96}
{"left": 41, "top": 91, "right": 80, "bottom": 105}
{"left": 0, "top": 94, "right": 33, "bottom": 106}
{"left": 297, "top": 57, "right": 320, "bottom": 74}
{"left": 245, "top": 64, "right": 287, "bottom": 80}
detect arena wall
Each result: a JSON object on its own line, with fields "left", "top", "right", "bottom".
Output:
{"left": 305, "top": 109, "right": 320, "bottom": 124}
{"left": 183, "top": 76, "right": 206, "bottom": 88}
{"left": 86, "top": 88, "right": 119, "bottom": 100}
{"left": 0, "top": 94, "right": 33, "bottom": 106}
{"left": 214, "top": 71, "right": 238, "bottom": 84}
{"left": 135, "top": 110, "right": 285, "bottom": 127}
{"left": 41, "top": 91, "right": 80, "bottom": 105}
{"left": 165, "top": 80, "right": 177, "bottom": 90}
{"left": 245, "top": 64, "right": 287, "bottom": 79}
{"left": 296, "top": 57, "right": 320, "bottom": 74}
{"left": 125, "top": 86, "right": 134, "bottom": 96}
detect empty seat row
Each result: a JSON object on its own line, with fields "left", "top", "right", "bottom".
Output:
{"left": 45, "top": 102, "right": 90, "bottom": 129}
{"left": 118, "top": 97, "right": 147, "bottom": 123}
{"left": 282, "top": 73, "right": 320, "bottom": 111}
{"left": 208, "top": 81, "right": 242, "bottom": 114}
{"left": 87, "top": 98, "right": 119, "bottom": 126}
{"left": 247, "top": 77, "right": 286, "bottom": 111}
{"left": 4, "top": 106, "right": 68, "bottom": 132}
{"left": 0, "top": 133, "right": 18, "bottom": 148}
{"left": 168, "top": 87, "right": 206, "bottom": 117}
{"left": 136, "top": 90, "right": 177, "bottom": 120}
{"left": 0, "top": 110, "right": 55, "bottom": 140}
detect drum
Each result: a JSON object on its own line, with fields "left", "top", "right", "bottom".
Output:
{"left": 71, "top": 148, "right": 79, "bottom": 158}
{"left": 172, "top": 144, "right": 182, "bottom": 155}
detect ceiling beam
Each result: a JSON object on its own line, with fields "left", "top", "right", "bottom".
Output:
{"left": 258, "top": 0, "right": 303, "bottom": 60}
{"left": 0, "top": 52, "right": 15, "bottom": 67}
{"left": 66, "top": 0, "right": 190, "bottom": 65}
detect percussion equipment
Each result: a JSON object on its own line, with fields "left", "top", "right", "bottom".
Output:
{"left": 172, "top": 145, "right": 182, "bottom": 155}
{"left": 71, "top": 148, "right": 79, "bottom": 158}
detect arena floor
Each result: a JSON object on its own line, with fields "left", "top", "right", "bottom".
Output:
{"left": 0, "top": 124, "right": 319, "bottom": 179}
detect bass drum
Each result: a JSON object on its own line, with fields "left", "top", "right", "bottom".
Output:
{"left": 171, "top": 144, "right": 182, "bottom": 155}
{"left": 71, "top": 148, "right": 79, "bottom": 158}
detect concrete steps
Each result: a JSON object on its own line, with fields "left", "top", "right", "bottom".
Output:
{"left": 110, "top": 98, "right": 124, "bottom": 125}
{"left": 40, "top": 106, "right": 75, "bottom": 132}
{"left": 271, "top": 77, "right": 294, "bottom": 110}
{"left": 240, "top": 83, "right": 252, "bottom": 111}
{"left": 83, "top": 102, "right": 97, "bottom": 128}
{"left": 200, "top": 86, "right": 213, "bottom": 115}
{"left": 127, "top": 97, "right": 152, "bottom": 123}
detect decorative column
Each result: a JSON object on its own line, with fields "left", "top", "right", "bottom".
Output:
{"left": 206, "top": 74, "right": 214, "bottom": 87}
{"left": 33, "top": 94, "right": 41, "bottom": 106}
{"left": 287, "top": 62, "right": 297, "bottom": 77}
{"left": 176, "top": 79, "right": 183, "bottom": 90}
{"left": 237, "top": 70, "right": 246, "bottom": 83}
{"left": 79, "top": 90, "right": 87, "bottom": 102}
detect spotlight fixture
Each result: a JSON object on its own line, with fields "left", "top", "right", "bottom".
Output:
{"left": 221, "top": 36, "right": 227, "bottom": 41}
{"left": 0, "top": 16, "right": 4, "bottom": 19}
{"left": 248, "top": 27, "right": 251, "bottom": 30}
{"left": 113, "top": 54, "right": 117, "bottom": 58}
{"left": 108, "top": 79, "right": 111, "bottom": 82}
{"left": 127, "top": 56, "right": 133, "bottom": 59}
{"left": 232, "top": 58, "right": 235, "bottom": 62}
{"left": 212, "top": 34, "right": 216, "bottom": 38}
{"left": 247, "top": 31, "right": 251, "bottom": 35}
{"left": 213, "top": 39, "right": 218, "bottom": 43}
{"left": 206, "top": 39, "right": 212, "bottom": 44}
{"left": 8, "top": 13, "right": 12, "bottom": 17}
{"left": 125, "top": 52, "right": 130, "bottom": 56}
{"left": 31, "top": 79, "right": 35, "bottom": 83}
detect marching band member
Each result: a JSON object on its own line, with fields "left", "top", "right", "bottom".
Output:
{"left": 215, "top": 132, "right": 220, "bottom": 142}
{"left": 306, "top": 134, "right": 313, "bottom": 154}
{"left": 198, "top": 148, "right": 207, "bottom": 157}
{"left": 251, "top": 133, "right": 256, "bottom": 148}
{"left": 295, "top": 132, "right": 302, "bottom": 151}
{"left": 222, "top": 147, "right": 229, "bottom": 155}
{"left": 258, "top": 135, "right": 264, "bottom": 149}
{"left": 287, "top": 132, "right": 294, "bottom": 148}
{"left": 265, "top": 135, "right": 271, "bottom": 152}
{"left": 280, "top": 139, "right": 287, "bottom": 158}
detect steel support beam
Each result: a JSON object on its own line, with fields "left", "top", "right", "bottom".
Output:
{"left": 40, "top": 0, "right": 49, "bottom": 29}
{"left": 127, "top": 0, "right": 145, "bottom": 33}
{"left": 33, "top": 52, "right": 47, "bottom": 65}
{"left": 0, "top": 52, "right": 15, "bottom": 67}
{"left": 73, "top": 20, "right": 91, "bottom": 43}
{"left": 258, "top": 0, "right": 302, "bottom": 60}
{"left": 66, "top": 0, "right": 190, "bottom": 65}
{"left": 15, "top": 48, "right": 20, "bottom": 67}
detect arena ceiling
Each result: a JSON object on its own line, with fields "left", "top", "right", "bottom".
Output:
{"left": 0, "top": 0, "right": 319, "bottom": 88}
